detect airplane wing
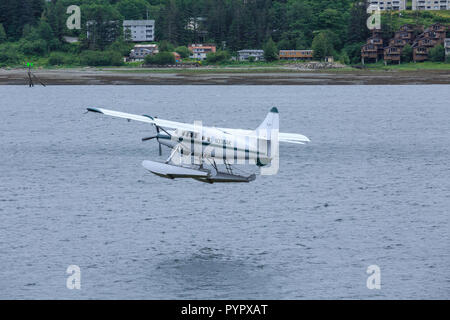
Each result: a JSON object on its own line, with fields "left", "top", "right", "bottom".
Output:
{"left": 86, "top": 107, "right": 310, "bottom": 144}
{"left": 86, "top": 107, "right": 199, "bottom": 132}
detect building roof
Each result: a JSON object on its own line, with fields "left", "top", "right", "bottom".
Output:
{"left": 279, "top": 50, "right": 313, "bottom": 52}
{"left": 237, "top": 49, "right": 264, "bottom": 53}
{"left": 134, "top": 44, "right": 158, "bottom": 48}
{"left": 189, "top": 43, "right": 216, "bottom": 47}
{"left": 123, "top": 20, "right": 155, "bottom": 26}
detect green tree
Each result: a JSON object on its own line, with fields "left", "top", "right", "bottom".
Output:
{"left": 48, "top": 52, "right": 67, "bottom": 66}
{"left": 20, "top": 39, "right": 47, "bottom": 55}
{"left": 145, "top": 52, "right": 176, "bottom": 65}
{"left": 157, "top": 0, "right": 186, "bottom": 44}
{"left": 0, "top": 0, "right": 44, "bottom": 40}
{"left": 428, "top": 44, "right": 445, "bottom": 62}
{"left": 346, "top": 1, "right": 369, "bottom": 44}
{"left": 263, "top": 37, "right": 278, "bottom": 62}
{"left": 35, "top": 20, "right": 55, "bottom": 53}
{"left": 339, "top": 51, "right": 350, "bottom": 65}
{"left": 0, "top": 24, "right": 6, "bottom": 43}
{"left": 205, "top": 50, "right": 230, "bottom": 64}
{"left": 285, "top": 0, "right": 314, "bottom": 48}
{"left": 80, "top": 50, "right": 124, "bottom": 66}
{"left": 115, "top": 0, "right": 149, "bottom": 20}
{"left": 159, "top": 40, "right": 175, "bottom": 52}
{"left": 124, "top": 27, "right": 132, "bottom": 42}
{"left": 312, "top": 32, "right": 335, "bottom": 60}
{"left": 175, "top": 46, "right": 190, "bottom": 58}
{"left": 0, "top": 43, "right": 24, "bottom": 66}
{"left": 343, "top": 42, "right": 364, "bottom": 64}
{"left": 45, "top": 0, "right": 66, "bottom": 41}
{"left": 83, "top": 3, "right": 122, "bottom": 50}
{"left": 108, "top": 40, "right": 134, "bottom": 56}
{"left": 277, "top": 38, "right": 294, "bottom": 50}
{"left": 401, "top": 44, "right": 413, "bottom": 63}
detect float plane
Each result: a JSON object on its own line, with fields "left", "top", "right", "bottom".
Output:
{"left": 86, "top": 107, "right": 309, "bottom": 183}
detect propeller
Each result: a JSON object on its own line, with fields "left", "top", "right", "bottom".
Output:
{"left": 156, "top": 126, "right": 162, "bottom": 156}
{"left": 142, "top": 124, "right": 163, "bottom": 156}
{"left": 141, "top": 135, "right": 157, "bottom": 142}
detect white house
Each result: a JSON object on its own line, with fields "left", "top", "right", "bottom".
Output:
{"left": 129, "top": 44, "right": 159, "bottom": 61}
{"left": 237, "top": 50, "right": 265, "bottom": 61}
{"left": 188, "top": 44, "right": 216, "bottom": 60}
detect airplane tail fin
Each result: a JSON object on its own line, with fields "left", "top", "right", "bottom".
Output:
{"left": 255, "top": 107, "right": 279, "bottom": 140}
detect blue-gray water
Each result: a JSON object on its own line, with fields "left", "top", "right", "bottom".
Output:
{"left": 0, "top": 85, "right": 449, "bottom": 299}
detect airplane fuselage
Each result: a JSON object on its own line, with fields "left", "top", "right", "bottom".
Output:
{"left": 157, "top": 128, "right": 272, "bottom": 165}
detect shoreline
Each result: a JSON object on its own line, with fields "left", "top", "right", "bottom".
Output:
{"left": 1, "top": 68, "right": 450, "bottom": 85}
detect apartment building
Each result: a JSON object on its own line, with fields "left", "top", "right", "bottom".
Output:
{"left": 367, "top": 0, "right": 406, "bottom": 10}
{"left": 412, "top": 0, "right": 449, "bottom": 10}
{"left": 123, "top": 20, "right": 155, "bottom": 42}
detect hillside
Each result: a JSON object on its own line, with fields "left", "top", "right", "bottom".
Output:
{"left": 0, "top": 0, "right": 449, "bottom": 68}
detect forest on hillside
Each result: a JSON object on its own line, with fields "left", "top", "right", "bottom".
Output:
{"left": 0, "top": 0, "right": 449, "bottom": 66}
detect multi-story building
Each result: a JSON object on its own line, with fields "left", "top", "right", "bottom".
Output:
{"left": 412, "top": 0, "right": 449, "bottom": 10}
{"left": 361, "top": 29, "right": 384, "bottom": 63}
{"left": 384, "top": 24, "right": 421, "bottom": 63}
{"left": 129, "top": 44, "right": 159, "bottom": 61}
{"left": 279, "top": 50, "right": 313, "bottom": 60}
{"left": 237, "top": 50, "right": 265, "bottom": 61}
{"left": 367, "top": 0, "right": 406, "bottom": 10}
{"left": 123, "top": 20, "right": 155, "bottom": 42}
{"left": 394, "top": 24, "right": 416, "bottom": 43}
{"left": 445, "top": 38, "right": 450, "bottom": 58}
{"left": 384, "top": 46, "right": 402, "bottom": 63}
{"left": 363, "top": 22, "right": 448, "bottom": 64}
{"left": 412, "top": 23, "right": 447, "bottom": 61}
{"left": 188, "top": 44, "right": 216, "bottom": 60}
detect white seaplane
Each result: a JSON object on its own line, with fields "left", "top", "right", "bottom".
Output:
{"left": 86, "top": 107, "right": 310, "bottom": 183}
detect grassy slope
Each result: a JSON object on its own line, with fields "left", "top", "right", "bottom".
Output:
{"left": 382, "top": 10, "right": 450, "bottom": 29}
{"left": 364, "top": 61, "right": 450, "bottom": 71}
